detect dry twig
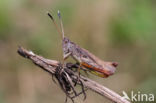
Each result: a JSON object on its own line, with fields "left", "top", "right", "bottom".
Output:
{"left": 17, "top": 46, "right": 130, "bottom": 103}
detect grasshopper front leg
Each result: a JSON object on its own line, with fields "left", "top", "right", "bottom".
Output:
{"left": 60, "top": 52, "right": 72, "bottom": 74}
{"left": 63, "top": 52, "right": 71, "bottom": 65}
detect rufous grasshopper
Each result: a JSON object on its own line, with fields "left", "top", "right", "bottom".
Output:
{"left": 47, "top": 11, "right": 118, "bottom": 78}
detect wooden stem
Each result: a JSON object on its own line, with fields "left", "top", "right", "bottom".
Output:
{"left": 17, "top": 46, "right": 130, "bottom": 103}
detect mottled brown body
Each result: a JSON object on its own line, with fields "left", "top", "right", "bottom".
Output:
{"left": 47, "top": 11, "right": 118, "bottom": 78}
{"left": 63, "top": 37, "right": 118, "bottom": 77}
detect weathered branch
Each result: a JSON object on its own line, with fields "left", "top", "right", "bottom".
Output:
{"left": 17, "top": 46, "right": 130, "bottom": 103}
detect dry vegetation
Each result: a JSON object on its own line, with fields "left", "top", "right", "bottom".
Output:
{"left": 0, "top": 0, "right": 156, "bottom": 103}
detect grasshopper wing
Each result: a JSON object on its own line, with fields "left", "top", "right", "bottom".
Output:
{"left": 80, "top": 48, "right": 118, "bottom": 77}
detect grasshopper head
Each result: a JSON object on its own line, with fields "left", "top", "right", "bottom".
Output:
{"left": 62, "top": 37, "right": 71, "bottom": 58}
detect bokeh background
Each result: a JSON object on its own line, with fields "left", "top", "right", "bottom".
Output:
{"left": 0, "top": 0, "right": 156, "bottom": 103}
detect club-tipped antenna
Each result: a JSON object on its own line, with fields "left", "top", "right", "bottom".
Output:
{"left": 57, "top": 10, "right": 65, "bottom": 38}
{"left": 47, "top": 11, "right": 63, "bottom": 39}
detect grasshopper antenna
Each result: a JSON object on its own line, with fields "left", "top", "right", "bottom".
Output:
{"left": 47, "top": 11, "right": 63, "bottom": 39}
{"left": 57, "top": 10, "right": 65, "bottom": 39}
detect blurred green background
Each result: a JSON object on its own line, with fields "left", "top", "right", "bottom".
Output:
{"left": 0, "top": 0, "right": 156, "bottom": 103}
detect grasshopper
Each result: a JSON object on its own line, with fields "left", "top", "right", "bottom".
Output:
{"left": 47, "top": 11, "right": 118, "bottom": 78}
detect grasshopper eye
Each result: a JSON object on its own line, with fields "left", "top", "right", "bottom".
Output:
{"left": 63, "top": 38, "right": 69, "bottom": 44}
{"left": 65, "top": 40, "right": 68, "bottom": 43}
